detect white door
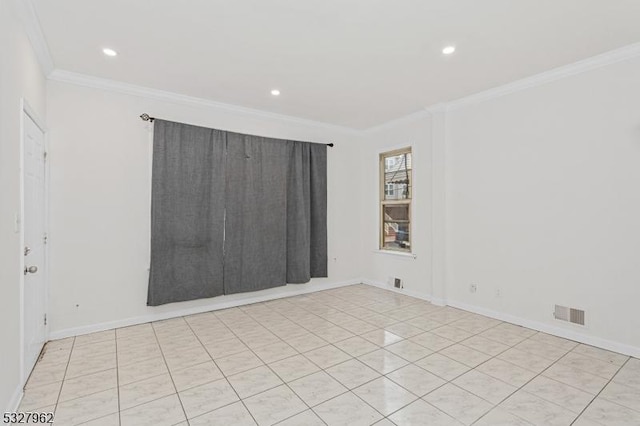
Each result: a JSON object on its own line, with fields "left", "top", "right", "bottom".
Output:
{"left": 23, "top": 111, "right": 47, "bottom": 380}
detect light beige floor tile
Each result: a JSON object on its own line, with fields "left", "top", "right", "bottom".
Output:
{"left": 164, "top": 346, "right": 212, "bottom": 371}
{"left": 383, "top": 322, "right": 424, "bottom": 338}
{"left": 384, "top": 340, "right": 432, "bottom": 362}
{"left": 558, "top": 351, "right": 622, "bottom": 379}
{"left": 571, "top": 344, "right": 629, "bottom": 366}
{"left": 475, "top": 358, "right": 537, "bottom": 387}
{"left": 478, "top": 328, "right": 528, "bottom": 347}
{"left": 360, "top": 330, "right": 404, "bottom": 347}
{"left": 497, "top": 348, "right": 555, "bottom": 373}
{"left": 189, "top": 401, "right": 256, "bottom": 426}
{"left": 542, "top": 363, "right": 609, "bottom": 395}
{"left": 582, "top": 397, "right": 640, "bottom": 426}
{"left": 527, "top": 333, "right": 578, "bottom": 351}
{"left": 65, "top": 351, "right": 116, "bottom": 379}
{"left": 312, "top": 326, "right": 355, "bottom": 343}
{"left": 304, "top": 345, "right": 351, "bottom": 369}
{"left": 408, "top": 332, "right": 455, "bottom": 352}
{"left": 243, "top": 385, "right": 307, "bottom": 426}
{"left": 19, "top": 381, "right": 62, "bottom": 411}
{"left": 285, "top": 333, "right": 328, "bottom": 353}
{"left": 423, "top": 383, "right": 492, "bottom": 425}
{"left": 275, "top": 409, "right": 324, "bottom": 426}
{"left": 333, "top": 336, "right": 379, "bottom": 357}
{"left": 430, "top": 325, "right": 474, "bottom": 342}
{"left": 289, "top": 371, "right": 347, "bottom": 406}
{"left": 228, "top": 366, "right": 283, "bottom": 399}
{"left": 599, "top": 381, "right": 640, "bottom": 412}
{"left": 439, "top": 344, "right": 492, "bottom": 368}
{"left": 353, "top": 377, "right": 417, "bottom": 416}
{"left": 460, "top": 335, "right": 510, "bottom": 356}
{"left": 313, "top": 392, "right": 383, "bottom": 426}
{"left": 203, "top": 337, "right": 248, "bottom": 359}
{"left": 325, "top": 359, "right": 381, "bottom": 389}
{"left": 414, "top": 353, "right": 470, "bottom": 381}
{"left": 80, "top": 413, "right": 120, "bottom": 426}
{"left": 358, "top": 349, "right": 409, "bottom": 375}
{"left": 499, "top": 390, "right": 578, "bottom": 426}
{"left": 37, "top": 347, "right": 72, "bottom": 367}
{"left": 453, "top": 370, "right": 517, "bottom": 404}
{"left": 613, "top": 360, "right": 640, "bottom": 390}
{"left": 71, "top": 340, "right": 116, "bottom": 358}
{"left": 74, "top": 330, "right": 115, "bottom": 347}
{"left": 59, "top": 368, "right": 117, "bottom": 403}
{"left": 117, "top": 356, "right": 167, "bottom": 386}
{"left": 216, "top": 350, "right": 264, "bottom": 377}
{"left": 55, "top": 388, "right": 119, "bottom": 426}
{"left": 269, "top": 354, "right": 320, "bottom": 382}
{"left": 513, "top": 339, "right": 569, "bottom": 361}
{"left": 171, "top": 361, "right": 224, "bottom": 392}
{"left": 388, "top": 399, "right": 463, "bottom": 426}
{"left": 473, "top": 407, "right": 533, "bottom": 426}
{"left": 252, "top": 341, "right": 298, "bottom": 364}
{"left": 119, "top": 372, "right": 175, "bottom": 410}
{"left": 120, "top": 393, "right": 186, "bottom": 426}
{"left": 386, "top": 364, "right": 446, "bottom": 397}
{"left": 179, "top": 378, "right": 239, "bottom": 419}
{"left": 25, "top": 362, "right": 67, "bottom": 389}
{"left": 523, "top": 375, "right": 594, "bottom": 413}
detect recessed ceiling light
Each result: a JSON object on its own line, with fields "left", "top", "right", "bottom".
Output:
{"left": 442, "top": 45, "right": 456, "bottom": 55}
{"left": 271, "top": 89, "right": 280, "bottom": 96}
{"left": 102, "top": 48, "right": 117, "bottom": 57}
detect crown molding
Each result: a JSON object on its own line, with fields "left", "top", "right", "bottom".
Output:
{"left": 48, "top": 69, "right": 360, "bottom": 135}
{"left": 11, "top": 0, "right": 54, "bottom": 76}
{"left": 362, "top": 108, "right": 431, "bottom": 134}
{"left": 445, "top": 42, "right": 640, "bottom": 111}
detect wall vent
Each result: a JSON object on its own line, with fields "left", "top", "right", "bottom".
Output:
{"left": 554, "top": 305, "right": 585, "bottom": 326}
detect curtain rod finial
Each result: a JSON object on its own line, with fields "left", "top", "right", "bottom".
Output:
{"left": 140, "top": 113, "right": 154, "bottom": 122}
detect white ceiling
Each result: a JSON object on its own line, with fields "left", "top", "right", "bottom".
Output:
{"left": 32, "top": 0, "right": 640, "bottom": 129}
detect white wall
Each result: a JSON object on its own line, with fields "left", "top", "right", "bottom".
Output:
{"left": 0, "top": 0, "right": 47, "bottom": 412}
{"left": 46, "top": 80, "right": 364, "bottom": 336}
{"left": 446, "top": 56, "right": 640, "bottom": 353}
{"left": 359, "top": 113, "right": 434, "bottom": 299}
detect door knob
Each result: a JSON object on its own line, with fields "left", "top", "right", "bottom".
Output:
{"left": 24, "top": 266, "right": 38, "bottom": 275}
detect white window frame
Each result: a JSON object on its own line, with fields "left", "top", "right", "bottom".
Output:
{"left": 379, "top": 147, "right": 412, "bottom": 253}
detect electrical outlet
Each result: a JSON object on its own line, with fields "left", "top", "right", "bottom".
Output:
{"left": 495, "top": 288, "right": 501, "bottom": 298}
{"left": 469, "top": 283, "right": 477, "bottom": 293}
{"left": 394, "top": 278, "right": 403, "bottom": 289}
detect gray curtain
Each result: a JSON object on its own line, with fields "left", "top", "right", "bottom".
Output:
{"left": 286, "top": 142, "right": 328, "bottom": 282}
{"left": 148, "top": 120, "right": 328, "bottom": 305}
{"left": 147, "top": 120, "right": 226, "bottom": 306}
{"left": 223, "top": 134, "right": 289, "bottom": 294}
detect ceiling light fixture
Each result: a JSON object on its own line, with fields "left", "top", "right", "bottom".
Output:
{"left": 102, "top": 48, "right": 118, "bottom": 57}
{"left": 442, "top": 45, "right": 456, "bottom": 55}
{"left": 271, "top": 89, "right": 281, "bottom": 96}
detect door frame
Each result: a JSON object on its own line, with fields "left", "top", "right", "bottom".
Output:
{"left": 19, "top": 98, "right": 49, "bottom": 386}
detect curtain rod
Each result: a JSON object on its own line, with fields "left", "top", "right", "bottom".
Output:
{"left": 140, "top": 113, "right": 334, "bottom": 147}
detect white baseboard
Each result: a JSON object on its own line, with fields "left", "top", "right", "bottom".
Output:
{"left": 362, "top": 278, "right": 446, "bottom": 305}
{"left": 447, "top": 299, "right": 640, "bottom": 358}
{"left": 360, "top": 279, "right": 640, "bottom": 358}
{"left": 48, "top": 279, "right": 361, "bottom": 341}
{"left": 6, "top": 384, "right": 23, "bottom": 413}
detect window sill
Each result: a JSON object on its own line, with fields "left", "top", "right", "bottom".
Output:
{"left": 373, "top": 249, "right": 417, "bottom": 259}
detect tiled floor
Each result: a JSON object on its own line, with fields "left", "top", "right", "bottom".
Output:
{"left": 21, "top": 284, "right": 640, "bottom": 425}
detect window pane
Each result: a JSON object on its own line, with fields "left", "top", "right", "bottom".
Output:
{"left": 383, "top": 152, "right": 411, "bottom": 200}
{"left": 382, "top": 204, "right": 410, "bottom": 250}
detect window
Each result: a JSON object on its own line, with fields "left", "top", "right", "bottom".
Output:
{"left": 380, "top": 148, "right": 412, "bottom": 252}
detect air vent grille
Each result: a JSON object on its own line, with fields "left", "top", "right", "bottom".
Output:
{"left": 554, "top": 305, "right": 585, "bottom": 326}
